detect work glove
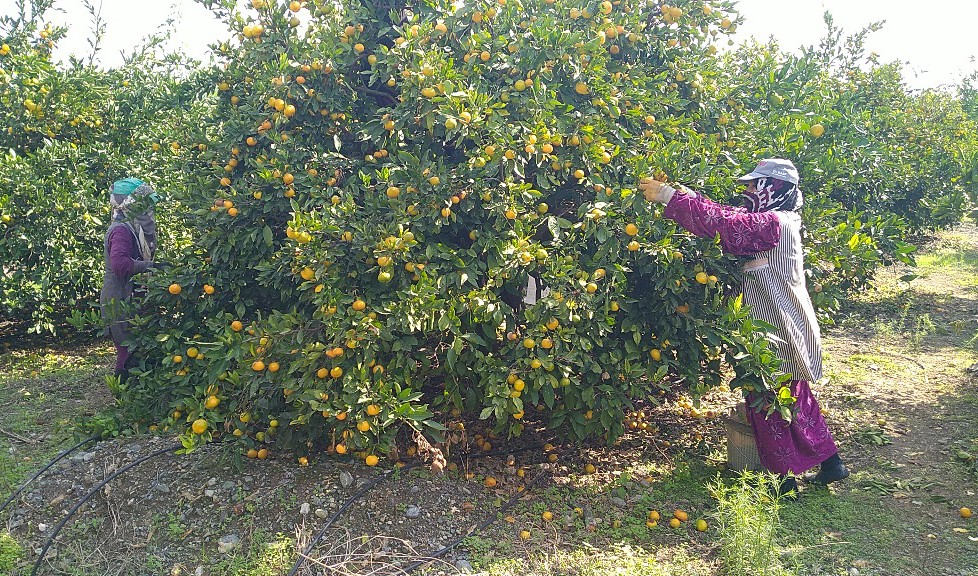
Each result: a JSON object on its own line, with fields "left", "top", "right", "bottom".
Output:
{"left": 639, "top": 177, "right": 676, "bottom": 204}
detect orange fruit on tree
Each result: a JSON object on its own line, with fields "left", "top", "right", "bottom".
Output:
{"left": 257, "top": 448, "right": 269, "bottom": 459}
{"left": 203, "top": 284, "right": 215, "bottom": 295}
{"left": 335, "top": 443, "right": 348, "bottom": 454}
{"left": 168, "top": 283, "right": 182, "bottom": 295}
{"left": 366, "top": 404, "right": 381, "bottom": 416}
{"left": 365, "top": 454, "right": 379, "bottom": 466}
{"left": 357, "top": 420, "right": 370, "bottom": 432}
{"left": 191, "top": 418, "right": 208, "bottom": 434}
{"left": 252, "top": 360, "right": 266, "bottom": 371}
{"left": 231, "top": 320, "right": 243, "bottom": 332}
{"left": 330, "top": 366, "right": 343, "bottom": 378}
{"left": 352, "top": 299, "right": 366, "bottom": 311}
{"left": 204, "top": 395, "right": 220, "bottom": 409}
{"left": 268, "top": 361, "right": 280, "bottom": 372}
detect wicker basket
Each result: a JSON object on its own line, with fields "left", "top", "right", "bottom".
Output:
{"left": 725, "top": 402, "right": 763, "bottom": 472}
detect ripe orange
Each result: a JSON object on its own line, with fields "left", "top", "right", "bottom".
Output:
{"left": 246, "top": 448, "right": 258, "bottom": 459}
{"left": 357, "top": 420, "right": 370, "bottom": 432}
{"left": 203, "top": 284, "right": 215, "bottom": 295}
{"left": 484, "top": 476, "right": 498, "bottom": 487}
{"left": 542, "top": 511, "right": 553, "bottom": 521}
{"left": 330, "top": 366, "right": 343, "bottom": 378}
{"left": 257, "top": 448, "right": 269, "bottom": 459}
{"left": 519, "top": 529, "right": 530, "bottom": 540}
{"left": 669, "top": 518, "right": 681, "bottom": 528}
{"left": 191, "top": 418, "right": 208, "bottom": 434}
{"left": 674, "top": 509, "right": 689, "bottom": 522}
{"left": 168, "top": 283, "right": 182, "bottom": 295}
{"left": 335, "top": 443, "right": 347, "bottom": 454}
{"left": 647, "top": 510, "right": 660, "bottom": 522}
{"left": 298, "top": 456, "right": 309, "bottom": 466}
{"left": 268, "top": 361, "right": 280, "bottom": 372}
{"left": 962, "top": 507, "right": 973, "bottom": 518}
{"left": 352, "top": 299, "right": 366, "bottom": 311}
{"left": 252, "top": 360, "right": 265, "bottom": 371}
{"left": 204, "top": 395, "right": 220, "bottom": 409}
{"left": 366, "top": 404, "right": 381, "bottom": 416}
{"left": 231, "top": 320, "right": 243, "bottom": 332}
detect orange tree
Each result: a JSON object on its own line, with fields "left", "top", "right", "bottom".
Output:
{"left": 0, "top": 0, "right": 210, "bottom": 332}
{"left": 697, "top": 15, "right": 977, "bottom": 316}
{"left": 120, "top": 0, "right": 796, "bottom": 462}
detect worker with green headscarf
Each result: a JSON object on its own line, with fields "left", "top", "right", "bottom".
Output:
{"left": 99, "top": 177, "right": 164, "bottom": 381}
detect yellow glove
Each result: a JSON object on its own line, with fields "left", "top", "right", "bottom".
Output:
{"left": 639, "top": 178, "right": 676, "bottom": 204}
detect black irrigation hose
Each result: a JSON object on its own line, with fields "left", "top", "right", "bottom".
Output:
{"left": 0, "top": 434, "right": 100, "bottom": 516}
{"left": 288, "top": 442, "right": 556, "bottom": 576}
{"left": 286, "top": 460, "right": 426, "bottom": 576}
{"left": 31, "top": 443, "right": 181, "bottom": 576}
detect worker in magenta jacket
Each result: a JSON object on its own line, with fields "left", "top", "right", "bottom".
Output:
{"left": 640, "top": 159, "right": 849, "bottom": 497}
{"left": 99, "top": 178, "right": 163, "bottom": 382}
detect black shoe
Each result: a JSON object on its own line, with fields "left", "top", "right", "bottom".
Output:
{"left": 769, "top": 475, "right": 799, "bottom": 500}
{"left": 803, "top": 453, "right": 850, "bottom": 485}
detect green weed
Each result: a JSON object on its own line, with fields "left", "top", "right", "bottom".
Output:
{"left": 710, "top": 471, "right": 793, "bottom": 576}
{"left": 0, "top": 531, "right": 23, "bottom": 573}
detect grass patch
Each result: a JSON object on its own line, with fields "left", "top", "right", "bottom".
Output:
{"left": 779, "top": 489, "right": 905, "bottom": 574}
{"left": 0, "top": 532, "right": 24, "bottom": 573}
{"left": 207, "top": 530, "right": 295, "bottom": 576}
{"left": 470, "top": 542, "right": 711, "bottom": 576}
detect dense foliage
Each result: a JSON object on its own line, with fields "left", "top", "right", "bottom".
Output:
{"left": 2, "top": 0, "right": 976, "bottom": 464}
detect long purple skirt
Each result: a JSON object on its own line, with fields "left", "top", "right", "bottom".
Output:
{"left": 746, "top": 380, "right": 838, "bottom": 475}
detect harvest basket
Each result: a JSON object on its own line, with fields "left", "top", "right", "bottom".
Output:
{"left": 725, "top": 402, "right": 763, "bottom": 472}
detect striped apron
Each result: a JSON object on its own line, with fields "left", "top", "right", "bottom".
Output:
{"left": 739, "top": 211, "right": 837, "bottom": 474}
{"left": 740, "top": 211, "right": 822, "bottom": 383}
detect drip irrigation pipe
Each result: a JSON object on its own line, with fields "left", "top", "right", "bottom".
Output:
{"left": 286, "top": 460, "right": 425, "bottom": 576}
{"left": 31, "top": 443, "right": 181, "bottom": 576}
{"left": 288, "top": 443, "right": 555, "bottom": 576}
{"left": 0, "top": 434, "right": 100, "bottom": 516}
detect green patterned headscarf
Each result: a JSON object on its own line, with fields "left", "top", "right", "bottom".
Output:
{"left": 109, "top": 177, "right": 159, "bottom": 261}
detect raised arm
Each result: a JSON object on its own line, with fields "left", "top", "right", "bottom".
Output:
{"left": 640, "top": 180, "right": 781, "bottom": 256}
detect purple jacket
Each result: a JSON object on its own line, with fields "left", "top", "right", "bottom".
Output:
{"left": 662, "top": 189, "right": 823, "bottom": 383}
{"left": 663, "top": 190, "right": 781, "bottom": 255}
